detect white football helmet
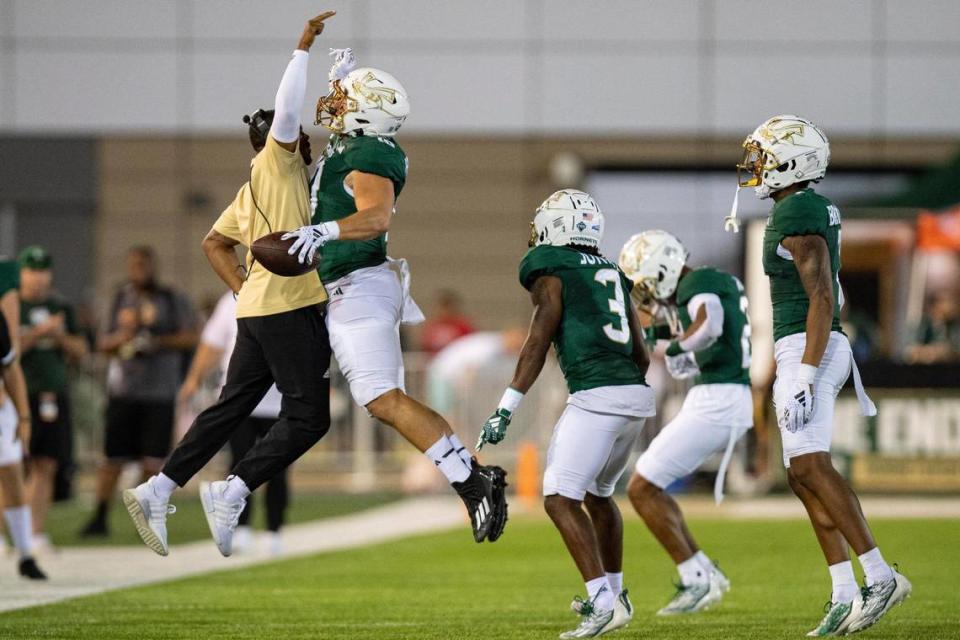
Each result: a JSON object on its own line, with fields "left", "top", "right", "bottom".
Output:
{"left": 316, "top": 67, "right": 410, "bottom": 137}
{"left": 738, "top": 114, "right": 830, "bottom": 199}
{"left": 529, "top": 189, "right": 605, "bottom": 249}
{"left": 618, "top": 230, "right": 689, "bottom": 302}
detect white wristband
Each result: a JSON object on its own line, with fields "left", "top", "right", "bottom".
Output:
{"left": 323, "top": 221, "right": 341, "bottom": 241}
{"left": 498, "top": 388, "right": 524, "bottom": 414}
{"left": 797, "top": 363, "right": 818, "bottom": 385}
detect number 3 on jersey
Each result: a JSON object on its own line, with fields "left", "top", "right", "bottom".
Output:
{"left": 595, "top": 269, "right": 629, "bottom": 344}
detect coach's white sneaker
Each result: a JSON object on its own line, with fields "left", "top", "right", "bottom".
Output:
{"left": 123, "top": 479, "right": 176, "bottom": 556}
{"left": 200, "top": 481, "right": 246, "bottom": 557}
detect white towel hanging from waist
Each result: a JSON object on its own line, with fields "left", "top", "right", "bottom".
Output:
{"left": 387, "top": 256, "right": 425, "bottom": 325}
{"left": 850, "top": 353, "right": 877, "bottom": 417}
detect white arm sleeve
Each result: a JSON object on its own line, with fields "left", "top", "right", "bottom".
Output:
{"left": 271, "top": 50, "right": 309, "bottom": 144}
{"left": 678, "top": 293, "right": 724, "bottom": 353}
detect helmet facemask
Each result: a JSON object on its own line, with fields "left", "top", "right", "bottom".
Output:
{"left": 737, "top": 140, "right": 767, "bottom": 189}
{"left": 315, "top": 80, "right": 358, "bottom": 133}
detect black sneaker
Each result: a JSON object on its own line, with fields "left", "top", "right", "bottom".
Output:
{"left": 19, "top": 557, "right": 48, "bottom": 580}
{"left": 80, "top": 517, "right": 108, "bottom": 538}
{"left": 478, "top": 464, "right": 508, "bottom": 542}
{"left": 452, "top": 468, "right": 495, "bottom": 543}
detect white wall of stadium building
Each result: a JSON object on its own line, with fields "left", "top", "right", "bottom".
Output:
{"left": 1, "top": 0, "right": 959, "bottom": 135}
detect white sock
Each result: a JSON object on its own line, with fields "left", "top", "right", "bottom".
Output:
{"left": 828, "top": 560, "right": 858, "bottom": 603}
{"left": 425, "top": 436, "right": 471, "bottom": 484}
{"left": 152, "top": 473, "right": 178, "bottom": 499}
{"left": 586, "top": 576, "right": 615, "bottom": 611}
{"left": 447, "top": 433, "right": 473, "bottom": 469}
{"left": 694, "top": 550, "right": 714, "bottom": 574}
{"left": 605, "top": 571, "right": 623, "bottom": 596}
{"left": 858, "top": 547, "right": 894, "bottom": 586}
{"left": 223, "top": 475, "right": 251, "bottom": 503}
{"left": 678, "top": 555, "right": 709, "bottom": 587}
{"left": 3, "top": 506, "right": 34, "bottom": 559}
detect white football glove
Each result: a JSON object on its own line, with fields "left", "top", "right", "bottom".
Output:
{"left": 665, "top": 352, "right": 700, "bottom": 380}
{"left": 778, "top": 364, "right": 817, "bottom": 433}
{"left": 328, "top": 47, "right": 357, "bottom": 84}
{"left": 281, "top": 222, "right": 340, "bottom": 265}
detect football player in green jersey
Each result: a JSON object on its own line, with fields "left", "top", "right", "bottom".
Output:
{"left": 478, "top": 190, "right": 654, "bottom": 638}
{"left": 618, "top": 230, "right": 751, "bottom": 616}
{"left": 283, "top": 50, "right": 507, "bottom": 543}
{"left": 736, "top": 115, "right": 910, "bottom": 635}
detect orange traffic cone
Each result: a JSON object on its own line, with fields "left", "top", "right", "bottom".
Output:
{"left": 516, "top": 441, "right": 541, "bottom": 508}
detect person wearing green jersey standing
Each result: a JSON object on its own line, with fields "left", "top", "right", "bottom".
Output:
{"left": 18, "top": 246, "right": 88, "bottom": 548}
{"left": 283, "top": 49, "right": 507, "bottom": 544}
{"left": 617, "top": 230, "right": 751, "bottom": 616}
{"left": 477, "top": 190, "right": 654, "bottom": 639}
{"left": 735, "top": 115, "right": 909, "bottom": 636}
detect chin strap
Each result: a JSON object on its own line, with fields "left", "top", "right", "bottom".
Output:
{"left": 724, "top": 185, "right": 742, "bottom": 233}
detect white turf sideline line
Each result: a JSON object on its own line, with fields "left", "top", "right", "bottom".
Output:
{"left": 0, "top": 496, "right": 465, "bottom": 614}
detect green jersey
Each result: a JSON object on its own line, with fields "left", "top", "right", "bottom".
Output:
{"left": 311, "top": 133, "right": 408, "bottom": 282}
{"left": 519, "top": 245, "right": 646, "bottom": 394}
{"left": 0, "top": 260, "right": 19, "bottom": 297}
{"left": 21, "top": 296, "right": 78, "bottom": 394}
{"left": 762, "top": 188, "right": 844, "bottom": 342}
{"left": 673, "top": 268, "right": 750, "bottom": 386}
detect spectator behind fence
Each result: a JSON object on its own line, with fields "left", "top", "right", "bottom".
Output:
{"left": 419, "top": 289, "right": 475, "bottom": 355}
{"left": 427, "top": 327, "right": 526, "bottom": 416}
{"left": 80, "top": 246, "right": 198, "bottom": 537}
{"left": 177, "top": 291, "right": 289, "bottom": 556}
{"left": 905, "top": 290, "right": 960, "bottom": 364}
{"left": 18, "top": 246, "right": 88, "bottom": 549}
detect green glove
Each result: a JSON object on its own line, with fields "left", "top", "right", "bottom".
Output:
{"left": 476, "top": 408, "right": 513, "bottom": 450}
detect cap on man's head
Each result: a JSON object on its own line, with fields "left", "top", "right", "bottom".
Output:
{"left": 18, "top": 245, "right": 52, "bottom": 270}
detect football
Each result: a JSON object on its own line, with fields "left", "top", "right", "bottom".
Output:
{"left": 250, "top": 231, "right": 319, "bottom": 277}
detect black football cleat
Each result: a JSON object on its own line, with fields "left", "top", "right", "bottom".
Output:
{"left": 452, "top": 467, "right": 495, "bottom": 543}
{"left": 19, "top": 557, "right": 48, "bottom": 580}
{"left": 479, "top": 465, "right": 508, "bottom": 542}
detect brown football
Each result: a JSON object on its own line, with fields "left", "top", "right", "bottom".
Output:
{"left": 250, "top": 231, "right": 319, "bottom": 277}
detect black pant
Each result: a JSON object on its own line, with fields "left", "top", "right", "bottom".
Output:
{"left": 230, "top": 416, "right": 288, "bottom": 531}
{"left": 163, "top": 304, "right": 330, "bottom": 491}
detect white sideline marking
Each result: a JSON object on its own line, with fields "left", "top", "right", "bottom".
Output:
{"left": 0, "top": 496, "right": 465, "bottom": 613}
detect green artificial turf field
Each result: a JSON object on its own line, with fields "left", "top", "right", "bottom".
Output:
{"left": 2, "top": 517, "right": 957, "bottom": 639}
{"left": 41, "top": 491, "right": 401, "bottom": 547}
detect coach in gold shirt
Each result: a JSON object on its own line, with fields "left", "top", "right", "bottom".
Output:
{"left": 122, "top": 12, "right": 336, "bottom": 558}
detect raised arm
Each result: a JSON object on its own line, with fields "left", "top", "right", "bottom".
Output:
{"left": 782, "top": 234, "right": 833, "bottom": 369}
{"left": 272, "top": 11, "right": 335, "bottom": 152}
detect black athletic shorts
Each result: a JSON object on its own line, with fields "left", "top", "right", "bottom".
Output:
{"left": 29, "top": 392, "right": 73, "bottom": 461}
{"left": 104, "top": 398, "right": 175, "bottom": 460}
